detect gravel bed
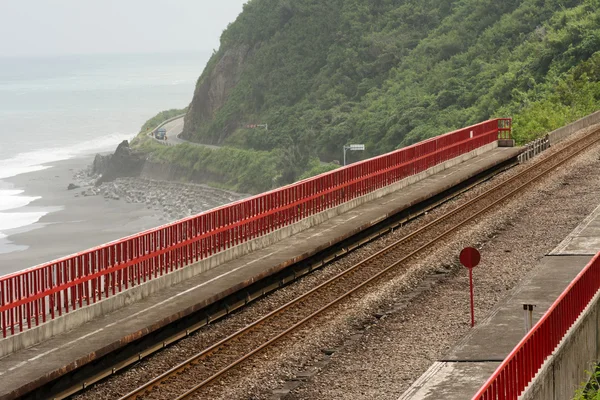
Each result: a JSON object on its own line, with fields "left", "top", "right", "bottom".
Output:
{"left": 281, "top": 145, "right": 600, "bottom": 398}
{"left": 76, "top": 126, "right": 600, "bottom": 399}
{"left": 192, "top": 132, "right": 600, "bottom": 399}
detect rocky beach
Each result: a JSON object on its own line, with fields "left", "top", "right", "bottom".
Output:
{"left": 74, "top": 175, "right": 246, "bottom": 223}
{"left": 70, "top": 140, "right": 247, "bottom": 222}
{"left": 0, "top": 152, "right": 246, "bottom": 276}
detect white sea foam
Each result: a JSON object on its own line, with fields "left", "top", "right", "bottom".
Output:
{"left": 0, "top": 132, "right": 133, "bottom": 180}
{"left": 0, "top": 132, "right": 130, "bottom": 245}
{"left": 0, "top": 190, "right": 44, "bottom": 243}
{"left": 0, "top": 190, "right": 40, "bottom": 212}
{"left": 0, "top": 211, "right": 48, "bottom": 233}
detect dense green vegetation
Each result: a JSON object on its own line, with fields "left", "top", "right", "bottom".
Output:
{"left": 136, "top": 136, "right": 289, "bottom": 193}
{"left": 194, "top": 2, "right": 600, "bottom": 155}
{"left": 139, "top": 0, "right": 600, "bottom": 193}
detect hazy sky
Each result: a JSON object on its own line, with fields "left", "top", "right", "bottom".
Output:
{"left": 0, "top": 0, "right": 248, "bottom": 57}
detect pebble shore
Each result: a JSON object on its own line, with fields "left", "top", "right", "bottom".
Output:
{"left": 72, "top": 168, "right": 246, "bottom": 222}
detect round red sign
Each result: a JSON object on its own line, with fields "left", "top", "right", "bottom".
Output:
{"left": 460, "top": 247, "right": 480, "bottom": 270}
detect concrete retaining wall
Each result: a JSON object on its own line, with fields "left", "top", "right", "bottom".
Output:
{"left": 0, "top": 141, "right": 498, "bottom": 358}
{"left": 523, "top": 290, "right": 600, "bottom": 400}
{"left": 548, "top": 110, "right": 600, "bottom": 146}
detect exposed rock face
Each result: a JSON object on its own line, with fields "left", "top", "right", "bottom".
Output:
{"left": 95, "top": 140, "right": 145, "bottom": 186}
{"left": 182, "top": 45, "right": 253, "bottom": 143}
{"left": 92, "top": 153, "right": 112, "bottom": 176}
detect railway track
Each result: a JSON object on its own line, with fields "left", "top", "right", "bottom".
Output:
{"left": 110, "top": 128, "right": 600, "bottom": 399}
{"left": 48, "top": 150, "right": 512, "bottom": 400}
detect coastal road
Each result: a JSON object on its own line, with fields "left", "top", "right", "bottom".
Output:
{"left": 158, "top": 117, "right": 220, "bottom": 149}
{"left": 158, "top": 117, "right": 333, "bottom": 167}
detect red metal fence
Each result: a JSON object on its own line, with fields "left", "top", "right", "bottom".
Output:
{"left": 473, "top": 252, "right": 600, "bottom": 399}
{"left": 0, "top": 119, "right": 511, "bottom": 338}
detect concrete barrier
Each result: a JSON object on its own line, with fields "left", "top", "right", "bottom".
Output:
{"left": 522, "top": 290, "right": 600, "bottom": 400}
{"left": 548, "top": 110, "right": 600, "bottom": 146}
{"left": 0, "top": 141, "right": 498, "bottom": 357}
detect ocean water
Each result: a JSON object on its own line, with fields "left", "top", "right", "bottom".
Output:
{"left": 0, "top": 52, "right": 208, "bottom": 251}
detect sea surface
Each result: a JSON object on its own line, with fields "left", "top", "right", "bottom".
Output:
{"left": 0, "top": 52, "right": 209, "bottom": 252}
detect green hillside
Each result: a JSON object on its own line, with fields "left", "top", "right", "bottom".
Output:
{"left": 143, "top": 0, "right": 600, "bottom": 192}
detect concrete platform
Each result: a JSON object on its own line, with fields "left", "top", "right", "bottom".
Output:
{"left": 400, "top": 115, "right": 600, "bottom": 400}
{"left": 0, "top": 147, "right": 521, "bottom": 400}
{"left": 399, "top": 255, "right": 592, "bottom": 399}
{"left": 551, "top": 203, "right": 600, "bottom": 255}
{"left": 399, "top": 199, "right": 600, "bottom": 400}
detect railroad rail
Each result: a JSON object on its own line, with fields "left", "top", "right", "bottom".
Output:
{"left": 47, "top": 148, "right": 517, "bottom": 400}
{"left": 0, "top": 119, "right": 507, "bottom": 339}
{"left": 110, "top": 129, "right": 600, "bottom": 399}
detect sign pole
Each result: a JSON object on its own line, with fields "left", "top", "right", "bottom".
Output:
{"left": 343, "top": 144, "right": 365, "bottom": 166}
{"left": 469, "top": 268, "right": 474, "bottom": 327}
{"left": 460, "top": 247, "right": 480, "bottom": 328}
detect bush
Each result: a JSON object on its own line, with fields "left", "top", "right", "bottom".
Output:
{"left": 135, "top": 138, "right": 281, "bottom": 194}
{"left": 298, "top": 159, "right": 340, "bottom": 181}
{"left": 574, "top": 367, "right": 600, "bottom": 400}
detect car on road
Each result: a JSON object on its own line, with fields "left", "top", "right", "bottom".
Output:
{"left": 155, "top": 127, "right": 167, "bottom": 140}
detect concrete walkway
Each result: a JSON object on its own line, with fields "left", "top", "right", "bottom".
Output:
{"left": 550, "top": 203, "right": 600, "bottom": 256}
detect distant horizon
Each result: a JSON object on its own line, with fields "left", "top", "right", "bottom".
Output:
{"left": 0, "top": 49, "right": 215, "bottom": 59}
{"left": 1, "top": 1, "right": 246, "bottom": 58}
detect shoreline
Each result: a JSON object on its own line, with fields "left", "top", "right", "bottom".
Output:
{"left": 0, "top": 156, "right": 164, "bottom": 276}
{"left": 0, "top": 154, "right": 246, "bottom": 277}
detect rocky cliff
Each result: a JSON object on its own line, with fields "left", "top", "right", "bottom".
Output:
{"left": 95, "top": 140, "right": 146, "bottom": 185}
{"left": 181, "top": 45, "right": 253, "bottom": 144}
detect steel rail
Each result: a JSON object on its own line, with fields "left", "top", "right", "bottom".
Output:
{"left": 48, "top": 155, "right": 512, "bottom": 400}
{"left": 172, "top": 131, "right": 600, "bottom": 399}
{"left": 121, "top": 129, "right": 600, "bottom": 400}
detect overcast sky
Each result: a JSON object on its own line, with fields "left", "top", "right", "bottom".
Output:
{"left": 0, "top": 0, "right": 248, "bottom": 57}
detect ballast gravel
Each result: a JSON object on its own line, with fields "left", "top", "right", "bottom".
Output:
{"left": 283, "top": 137, "right": 600, "bottom": 400}
{"left": 77, "top": 126, "right": 600, "bottom": 400}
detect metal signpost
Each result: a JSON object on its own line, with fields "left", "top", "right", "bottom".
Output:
{"left": 343, "top": 144, "right": 365, "bottom": 166}
{"left": 459, "top": 247, "right": 480, "bottom": 327}
{"left": 522, "top": 304, "right": 536, "bottom": 332}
